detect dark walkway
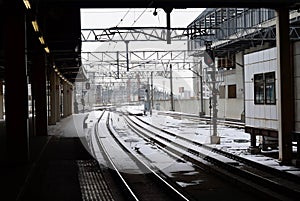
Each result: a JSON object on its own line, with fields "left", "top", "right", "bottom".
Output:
{"left": 0, "top": 115, "right": 120, "bottom": 201}
{"left": 21, "top": 137, "right": 92, "bottom": 201}
{"left": 0, "top": 136, "right": 93, "bottom": 201}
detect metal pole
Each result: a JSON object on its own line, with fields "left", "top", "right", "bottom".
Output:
{"left": 276, "top": 7, "right": 293, "bottom": 164}
{"left": 210, "top": 63, "right": 220, "bottom": 144}
{"left": 147, "top": 77, "right": 152, "bottom": 115}
{"left": 117, "top": 51, "right": 120, "bottom": 79}
{"left": 125, "top": 41, "right": 129, "bottom": 71}
{"left": 200, "top": 61, "right": 204, "bottom": 116}
{"left": 211, "top": 66, "right": 218, "bottom": 137}
{"left": 151, "top": 71, "right": 154, "bottom": 108}
{"left": 164, "top": 8, "right": 173, "bottom": 44}
{"left": 170, "top": 64, "right": 174, "bottom": 111}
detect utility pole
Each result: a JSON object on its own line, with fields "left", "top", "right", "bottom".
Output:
{"left": 117, "top": 51, "right": 120, "bottom": 79}
{"left": 199, "top": 61, "right": 204, "bottom": 117}
{"left": 170, "top": 64, "right": 174, "bottom": 111}
{"left": 151, "top": 71, "right": 154, "bottom": 109}
{"left": 204, "top": 41, "right": 221, "bottom": 144}
{"left": 125, "top": 41, "right": 129, "bottom": 71}
{"left": 147, "top": 77, "right": 152, "bottom": 116}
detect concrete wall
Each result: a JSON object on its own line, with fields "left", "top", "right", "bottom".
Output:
{"left": 218, "top": 98, "right": 244, "bottom": 120}
{"left": 244, "top": 47, "right": 278, "bottom": 130}
{"left": 154, "top": 99, "right": 208, "bottom": 116}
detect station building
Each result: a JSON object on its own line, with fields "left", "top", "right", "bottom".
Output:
{"left": 188, "top": 8, "right": 300, "bottom": 152}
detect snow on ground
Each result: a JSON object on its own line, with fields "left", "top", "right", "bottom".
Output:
{"left": 137, "top": 109, "right": 300, "bottom": 176}
{"left": 47, "top": 105, "right": 300, "bottom": 176}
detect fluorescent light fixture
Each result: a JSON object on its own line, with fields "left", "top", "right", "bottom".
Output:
{"left": 39, "top": 36, "right": 45, "bottom": 45}
{"left": 23, "top": 0, "right": 31, "bottom": 9}
{"left": 44, "top": 47, "right": 50, "bottom": 53}
{"left": 31, "top": 20, "right": 39, "bottom": 32}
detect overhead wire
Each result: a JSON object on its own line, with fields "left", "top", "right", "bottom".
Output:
{"left": 131, "top": 8, "right": 148, "bottom": 26}
{"left": 116, "top": 8, "right": 131, "bottom": 27}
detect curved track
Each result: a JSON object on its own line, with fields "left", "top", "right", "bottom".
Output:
{"left": 92, "top": 111, "right": 189, "bottom": 201}
{"left": 125, "top": 114, "right": 300, "bottom": 200}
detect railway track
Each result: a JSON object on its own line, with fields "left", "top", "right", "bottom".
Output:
{"left": 124, "top": 114, "right": 300, "bottom": 200}
{"left": 91, "top": 111, "right": 189, "bottom": 201}
{"left": 157, "top": 111, "right": 245, "bottom": 129}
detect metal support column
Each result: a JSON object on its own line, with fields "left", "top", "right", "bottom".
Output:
{"left": 4, "top": 1, "right": 29, "bottom": 162}
{"left": 276, "top": 7, "right": 293, "bottom": 164}
{"left": 151, "top": 71, "right": 154, "bottom": 109}
{"left": 69, "top": 85, "right": 73, "bottom": 115}
{"left": 67, "top": 85, "right": 70, "bottom": 116}
{"left": 32, "top": 42, "right": 48, "bottom": 136}
{"left": 164, "top": 8, "right": 173, "bottom": 44}
{"left": 0, "top": 80, "right": 3, "bottom": 119}
{"left": 125, "top": 41, "right": 129, "bottom": 71}
{"left": 170, "top": 64, "right": 174, "bottom": 111}
{"left": 210, "top": 64, "right": 220, "bottom": 144}
{"left": 49, "top": 70, "right": 57, "bottom": 125}
{"left": 63, "top": 82, "right": 68, "bottom": 117}
{"left": 55, "top": 76, "right": 61, "bottom": 121}
{"left": 199, "top": 61, "right": 204, "bottom": 116}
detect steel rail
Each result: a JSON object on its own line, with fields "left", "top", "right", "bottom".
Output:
{"left": 124, "top": 114, "right": 300, "bottom": 200}
{"left": 136, "top": 113, "right": 300, "bottom": 184}
{"left": 94, "top": 111, "right": 139, "bottom": 201}
{"left": 106, "top": 112, "right": 190, "bottom": 201}
{"left": 94, "top": 111, "right": 190, "bottom": 201}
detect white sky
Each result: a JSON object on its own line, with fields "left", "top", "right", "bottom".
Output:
{"left": 80, "top": 8, "right": 205, "bottom": 96}
{"left": 80, "top": 8, "right": 205, "bottom": 52}
{"left": 80, "top": 8, "right": 205, "bottom": 29}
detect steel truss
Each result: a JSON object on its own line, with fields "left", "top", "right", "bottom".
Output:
{"left": 91, "top": 70, "right": 171, "bottom": 80}
{"left": 81, "top": 50, "right": 201, "bottom": 76}
{"left": 81, "top": 27, "right": 210, "bottom": 43}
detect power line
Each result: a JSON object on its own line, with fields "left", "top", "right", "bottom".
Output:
{"left": 131, "top": 8, "right": 148, "bottom": 26}
{"left": 116, "top": 9, "right": 131, "bottom": 27}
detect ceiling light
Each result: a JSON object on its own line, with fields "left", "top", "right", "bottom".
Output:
{"left": 31, "top": 20, "right": 39, "bottom": 32}
{"left": 23, "top": 0, "right": 31, "bottom": 9}
{"left": 44, "top": 47, "right": 50, "bottom": 53}
{"left": 39, "top": 36, "right": 45, "bottom": 45}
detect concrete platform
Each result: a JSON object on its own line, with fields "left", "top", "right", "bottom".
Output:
{"left": 0, "top": 115, "right": 121, "bottom": 201}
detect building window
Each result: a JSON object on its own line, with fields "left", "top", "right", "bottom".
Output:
{"left": 254, "top": 73, "right": 264, "bottom": 104}
{"left": 254, "top": 72, "right": 276, "bottom": 105}
{"left": 265, "top": 72, "right": 276, "bottom": 104}
{"left": 219, "top": 85, "right": 225, "bottom": 99}
{"left": 228, "top": 84, "right": 236, "bottom": 98}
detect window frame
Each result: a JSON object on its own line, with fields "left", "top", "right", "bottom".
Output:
{"left": 253, "top": 71, "right": 276, "bottom": 105}
{"left": 254, "top": 73, "right": 265, "bottom": 104}
{"left": 264, "top": 71, "right": 276, "bottom": 105}
{"left": 228, "top": 84, "right": 237, "bottom": 99}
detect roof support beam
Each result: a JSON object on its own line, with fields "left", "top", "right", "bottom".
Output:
{"left": 276, "top": 7, "right": 294, "bottom": 165}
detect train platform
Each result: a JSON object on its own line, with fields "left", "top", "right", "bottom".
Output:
{"left": 0, "top": 115, "right": 122, "bottom": 201}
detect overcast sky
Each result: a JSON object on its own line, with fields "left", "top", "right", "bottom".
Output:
{"left": 81, "top": 8, "right": 205, "bottom": 29}
{"left": 80, "top": 8, "right": 205, "bottom": 52}
{"left": 80, "top": 8, "right": 205, "bottom": 96}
